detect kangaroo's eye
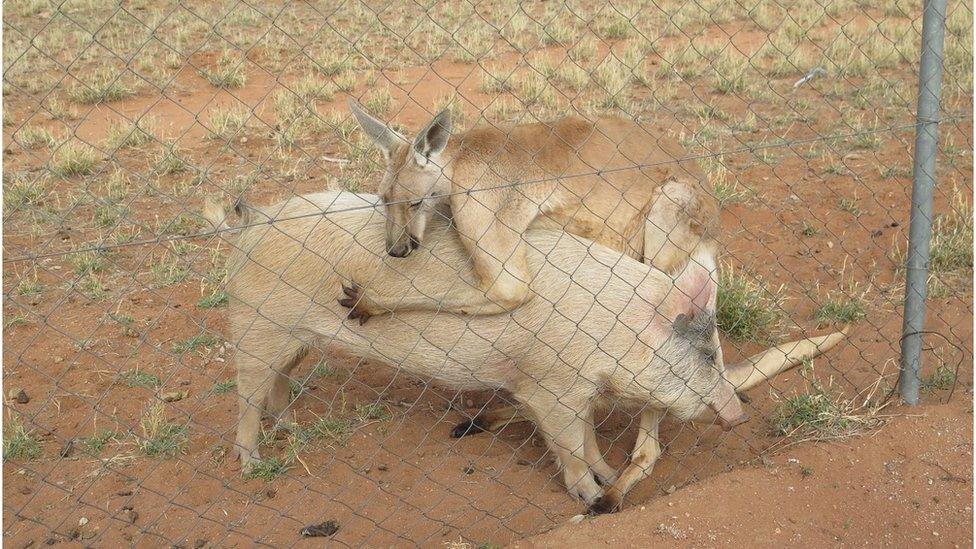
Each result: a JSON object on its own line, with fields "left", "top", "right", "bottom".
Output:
{"left": 409, "top": 199, "right": 424, "bottom": 209}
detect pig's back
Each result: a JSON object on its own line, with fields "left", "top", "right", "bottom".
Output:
{"left": 227, "top": 191, "right": 662, "bottom": 388}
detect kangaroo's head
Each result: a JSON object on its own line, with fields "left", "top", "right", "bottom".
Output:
{"left": 350, "top": 101, "right": 452, "bottom": 258}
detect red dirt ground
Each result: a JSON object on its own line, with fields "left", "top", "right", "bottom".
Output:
{"left": 517, "top": 400, "right": 974, "bottom": 548}
{"left": 2, "top": 5, "right": 973, "bottom": 547}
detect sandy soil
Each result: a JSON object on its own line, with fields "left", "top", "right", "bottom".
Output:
{"left": 2, "top": 2, "right": 973, "bottom": 547}
{"left": 517, "top": 401, "right": 974, "bottom": 548}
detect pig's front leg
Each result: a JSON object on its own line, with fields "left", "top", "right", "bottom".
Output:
{"left": 517, "top": 387, "right": 604, "bottom": 506}
{"left": 583, "top": 409, "right": 618, "bottom": 486}
{"left": 588, "top": 407, "right": 665, "bottom": 514}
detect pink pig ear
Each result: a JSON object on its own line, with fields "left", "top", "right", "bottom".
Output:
{"left": 664, "top": 257, "right": 717, "bottom": 323}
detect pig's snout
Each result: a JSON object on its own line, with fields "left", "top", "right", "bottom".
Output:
{"left": 708, "top": 380, "right": 749, "bottom": 431}
{"left": 709, "top": 401, "right": 749, "bottom": 431}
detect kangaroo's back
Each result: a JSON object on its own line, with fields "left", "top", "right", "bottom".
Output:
{"left": 449, "top": 115, "right": 716, "bottom": 261}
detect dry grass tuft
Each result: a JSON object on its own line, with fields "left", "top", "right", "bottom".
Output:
{"left": 769, "top": 365, "right": 895, "bottom": 450}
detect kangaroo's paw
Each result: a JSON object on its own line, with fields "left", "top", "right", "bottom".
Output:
{"left": 338, "top": 281, "right": 377, "bottom": 325}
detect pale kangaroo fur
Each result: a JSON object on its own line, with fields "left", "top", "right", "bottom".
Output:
{"left": 212, "top": 191, "right": 847, "bottom": 512}
{"left": 347, "top": 103, "right": 719, "bottom": 318}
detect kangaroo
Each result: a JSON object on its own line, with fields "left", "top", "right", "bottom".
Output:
{"left": 209, "top": 191, "right": 847, "bottom": 512}
{"left": 346, "top": 104, "right": 725, "bottom": 509}
{"left": 345, "top": 102, "right": 719, "bottom": 319}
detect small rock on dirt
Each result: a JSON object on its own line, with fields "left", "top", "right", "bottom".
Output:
{"left": 122, "top": 508, "right": 138, "bottom": 524}
{"left": 299, "top": 520, "right": 339, "bottom": 538}
{"left": 162, "top": 391, "right": 188, "bottom": 403}
{"left": 60, "top": 440, "right": 75, "bottom": 458}
{"left": 377, "top": 464, "right": 388, "bottom": 471}
{"left": 463, "top": 465, "right": 475, "bottom": 475}
{"left": 11, "top": 388, "right": 29, "bottom": 404}
{"left": 517, "top": 459, "right": 532, "bottom": 466}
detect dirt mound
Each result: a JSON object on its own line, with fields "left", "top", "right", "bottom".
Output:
{"left": 517, "top": 401, "right": 973, "bottom": 548}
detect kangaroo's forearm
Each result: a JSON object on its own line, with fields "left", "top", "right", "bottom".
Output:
{"left": 360, "top": 285, "right": 515, "bottom": 316}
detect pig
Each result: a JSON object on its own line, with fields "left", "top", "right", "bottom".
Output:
{"left": 208, "top": 191, "right": 841, "bottom": 510}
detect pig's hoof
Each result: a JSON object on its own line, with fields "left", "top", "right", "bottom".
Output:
{"left": 451, "top": 417, "right": 490, "bottom": 438}
{"left": 587, "top": 496, "right": 619, "bottom": 515}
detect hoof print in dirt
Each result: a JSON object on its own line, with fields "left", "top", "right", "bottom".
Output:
{"left": 587, "top": 497, "right": 618, "bottom": 516}
{"left": 450, "top": 417, "right": 489, "bottom": 438}
{"left": 300, "top": 520, "right": 339, "bottom": 538}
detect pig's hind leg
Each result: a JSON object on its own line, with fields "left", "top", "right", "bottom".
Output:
{"left": 234, "top": 328, "right": 305, "bottom": 468}
{"left": 583, "top": 409, "right": 618, "bottom": 486}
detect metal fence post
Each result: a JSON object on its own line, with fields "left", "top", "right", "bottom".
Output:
{"left": 899, "top": 0, "right": 949, "bottom": 405}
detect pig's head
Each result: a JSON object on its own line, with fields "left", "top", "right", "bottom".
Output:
{"left": 649, "top": 260, "right": 748, "bottom": 430}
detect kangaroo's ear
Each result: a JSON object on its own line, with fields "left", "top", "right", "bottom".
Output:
{"left": 349, "top": 100, "right": 403, "bottom": 155}
{"left": 413, "top": 108, "right": 451, "bottom": 165}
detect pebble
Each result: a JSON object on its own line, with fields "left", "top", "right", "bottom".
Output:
{"left": 162, "top": 391, "right": 188, "bottom": 402}
{"left": 568, "top": 514, "right": 586, "bottom": 525}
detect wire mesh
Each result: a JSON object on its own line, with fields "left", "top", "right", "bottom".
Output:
{"left": 2, "top": 0, "right": 973, "bottom": 546}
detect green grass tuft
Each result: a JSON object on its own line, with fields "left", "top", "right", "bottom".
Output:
{"left": 80, "top": 430, "right": 120, "bottom": 456}
{"left": 716, "top": 267, "right": 781, "bottom": 342}
{"left": 242, "top": 457, "right": 290, "bottom": 481}
{"left": 210, "top": 379, "right": 236, "bottom": 395}
{"left": 124, "top": 369, "right": 161, "bottom": 389}
{"left": 69, "top": 72, "right": 132, "bottom": 104}
{"left": 3, "top": 418, "right": 42, "bottom": 461}
{"left": 52, "top": 142, "right": 97, "bottom": 177}
{"left": 921, "top": 365, "right": 956, "bottom": 392}
{"left": 771, "top": 390, "right": 849, "bottom": 436}
{"left": 355, "top": 403, "right": 390, "bottom": 422}
{"left": 3, "top": 174, "right": 47, "bottom": 214}
{"left": 18, "top": 126, "right": 57, "bottom": 149}
{"left": 138, "top": 404, "right": 187, "bottom": 457}
{"left": 815, "top": 285, "right": 867, "bottom": 325}
{"left": 172, "top": 334, "right": 218, "bottom": 354}
{"left": 198, "top": 290, "right": 229, "bottom": 309}
{"left": 929, "top": 186, "right": 973, "bottom": 273}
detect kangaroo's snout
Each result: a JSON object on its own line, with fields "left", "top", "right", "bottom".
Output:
{"left": 387, "top": 234, "right": 421, "bottom": 257}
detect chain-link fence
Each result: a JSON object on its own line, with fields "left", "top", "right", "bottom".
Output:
{"left": 2, "top": 0, "right": 973, "bottom": 546}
